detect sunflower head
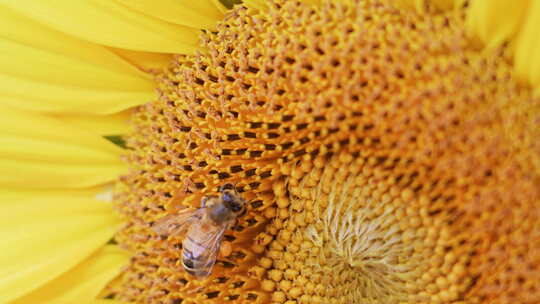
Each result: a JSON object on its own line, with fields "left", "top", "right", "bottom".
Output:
{"left": 104, "top": 1, "right": 540, "bottom": 303}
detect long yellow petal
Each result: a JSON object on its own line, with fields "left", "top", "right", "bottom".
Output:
{"left": 108, "top": 48, "right": 174, "bottom": 73}
{"left": 465, "top": 0, "right": 531, "bottom": 49}
{"left": 395, "top": 0, "right": 458, "bottom": 11}
{"left": 514, "top": 0, "right": 540, "bottom": 88}
{"left": 0, "top": 74, "right": 153, "bottom": 115}
{"left": 0, "top": 7, "right": 155, "bottom": 115}
{"left": 1, "top": 106, "right": 122, "bottom": 154}
{"left": 53, "top": 110, "right": 133, "bottom": 136}
{"left": 11, "top": 245, "right": 129, "bottom": 304}
{"left": 242, "top": 0, "right": 268, "bottom": 10}
{"left": 0, "top": 106, "right": 126, "bottom": 189}
{"left": 116, "top": 0, "right": 224, "bottom": 30}
{"left": 1, "top": 1, "right": 200, "bottom": 54}
{"left": 430, "top": 0, "right": 455, "bottom": 10}
{"left": 211, "top": 0, "right": 229, "bottom": 13}
{"left": 0, "top": 190, "right": 122, "bottom": 303}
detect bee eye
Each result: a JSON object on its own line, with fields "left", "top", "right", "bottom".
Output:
{"left": 230, "top": 203, "right": 242, "bottom": 212}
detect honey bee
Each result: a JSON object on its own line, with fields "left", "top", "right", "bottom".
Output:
{"left": 152, "top": 183, "right": 246, "bottom": 278}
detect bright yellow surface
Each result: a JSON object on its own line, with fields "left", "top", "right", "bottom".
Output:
{"left": 466, "top": 0, "right": 530, "bottom": 49}
{"left": 0, "top": 7, "right": 155, "bottom": 115}
{"left": 514, "top": 0, "right": 540, "bottom": 89}
{"left": 243, "top": 0, "right": 268, "bottom": 10}
{"left": 0, "top": 190, "right": 122, "bottom": 303}
{"left": 210, "top": 0, "right": 229, "bottom": 13}
{"left": 396, "top": 0, "right": 456, "bottom": 11}
{"left": 54, "top": 110, "right": 133, "bottom": 136}
{"left": 465, "top": 0, "right": 540, "bottom": 89}
{"left": 0, "top": 1, "right": 200, "bottom": 54}
{"left": 12, "top": 246, "right": 129, "bottom": 304}
{"left": 108, "top": 48, "right": 174, "bottom": 73}
{"left": 116, "top": 0, "right": 224, "bottom": 29}
{"left": 0, "top": 106, "right": 126, "bottom": 189}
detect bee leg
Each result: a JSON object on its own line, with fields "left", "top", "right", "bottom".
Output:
{"left": 219, "top": 241, "right": 232, "bottom": 258}
{"left": 187, "top": 286, "right": 204, "bottom": 294}
{"left": 201, "top": 195, "right": 218, "bottom": 208}
{"left": 201, "top": 196, "right": 209, "bottom": 207}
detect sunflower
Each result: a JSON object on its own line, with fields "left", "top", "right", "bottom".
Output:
{"left": 2, "top": 0, "right": 539, "bottom": 303}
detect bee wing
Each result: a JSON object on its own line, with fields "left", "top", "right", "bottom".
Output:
{"left": 152, "top": 208, "right": 204, "bottom": 238}
{"left": 189, "top": 223, "right": 229, "bottom": 278}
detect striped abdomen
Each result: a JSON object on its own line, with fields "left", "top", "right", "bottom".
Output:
{"left": 181, "top": 221, "right": 225, "bottom": 278}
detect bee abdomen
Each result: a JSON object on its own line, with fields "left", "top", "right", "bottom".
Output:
{"left": 182, "top": 247, "right": 212, "bottom": 278}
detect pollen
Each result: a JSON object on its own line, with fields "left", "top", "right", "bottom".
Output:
{"left": 110, "top": 0, "right": 539, "bottom": 303}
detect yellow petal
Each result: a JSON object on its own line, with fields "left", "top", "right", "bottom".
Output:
{"left": 0, "top": 106, "right": 126, "bottom": 189}
{"left": 109, "top": 48, "right": 174, "bottom": 73}
{"left": 244, "top": 0, "right": 320, "bottom": 10}
{"left": 1, "top": 1, "right": 200, "bottom": 54}
{"left": 514, "top": 0, "right": 540, "bottom": 88}
{"left": 53, "top": 109, "right": 133, "bottom": 136}
{"left": 0, "top": 190, "right": 122, "bottom": 303}
{"left": 116, "top": 0, "right": 224, "bottom": 30}
{"left": 242, "top": 0, "right": 268, "bottom": 10}
{"left": 0, "top": 7, "right": 156, "bottom": 115}
{"left": 11, "top": 245, "right": 129, "bottom": 304}
{"left": 465, "top": 0, "right": 531, "bottom": 49}
{"left": 430, "top": 0, "right": 456, "bottom": 10}
{"left": 395, "top": 0, "right": 463, "bottom": 12}
{"left": 211, "top": 0, "right": 229, "bottom": 13}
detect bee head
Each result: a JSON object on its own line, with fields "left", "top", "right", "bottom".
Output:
{"left": 220, "top": 185, "right": 246, "bottom": 217}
